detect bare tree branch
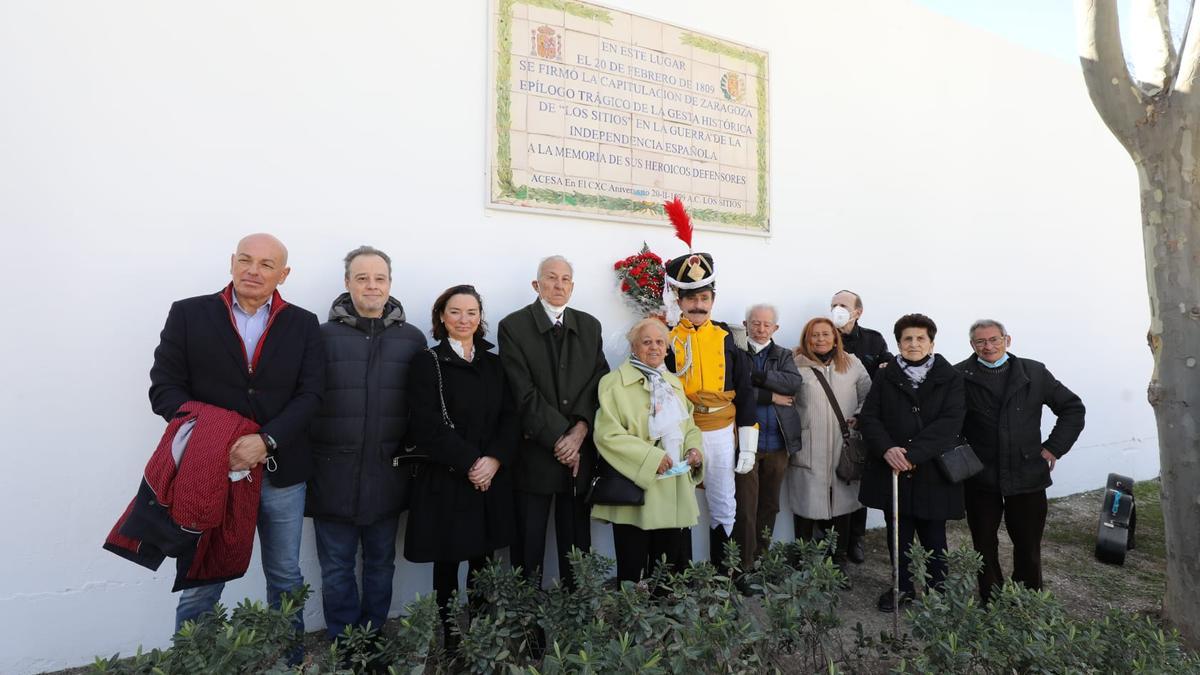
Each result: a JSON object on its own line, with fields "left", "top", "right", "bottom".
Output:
{"left": 1173, "top": 1, "right": 1200, "bottom": 98}
{"left": 1130, "top": 0, "right": 1176, "bottom": 92}
{"left": 1077, "top": 0, "right": 1147, "bottom": 152}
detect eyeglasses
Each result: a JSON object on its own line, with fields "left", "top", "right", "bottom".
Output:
{"left": 971, "top": 336, "right": 1006, "bottom": 347}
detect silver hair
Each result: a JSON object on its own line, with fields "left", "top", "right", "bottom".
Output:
{"left": 343, "top": 245, "right": 392, "bottom": 279}
{"left": 537, "top": 254, "right": 574, "bottom": 278}
{"left": 626, "top": 317, "right": 669, "bottom": 346}
{"left": 969, "top": 319, "right": 1008, "bottom": 339}
{"left": 744, "top": 303, "right": 779, "bottom": 323}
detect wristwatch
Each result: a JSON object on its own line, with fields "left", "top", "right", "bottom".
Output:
{"left": 259, "top": 432, "right": 278, "bottom": 453}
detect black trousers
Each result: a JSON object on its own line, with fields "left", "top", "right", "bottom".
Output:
{"left": 793, "top": 513, "right": 851, "bottom": 561}
{"left": 611, "top": 523, "right": 692, "bottom": 582}
{"left": 885, "top": 515, "right": 948, "bottom": 595}
{"left": 965, "top": 488, "right": 1048, "bottom": 601}
{"left": 432, "top": 556, "right": 489, "bottom": 640}
{"left": 512, "top": 489, "right": 592, "bottom": 588}
{"left": 850, "top": 506, "right": 868, "bottom": 540}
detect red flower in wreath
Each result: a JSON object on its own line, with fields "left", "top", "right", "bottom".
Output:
{"left": 612, "top": 242, "right": 667, "bottom": 319}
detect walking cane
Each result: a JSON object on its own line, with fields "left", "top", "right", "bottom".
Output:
{"left": 891, "top": 469, "right": 900, "bottom": 638}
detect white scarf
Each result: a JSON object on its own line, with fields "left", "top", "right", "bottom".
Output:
{"left": 629, "top": 357, "right": 686, "bottom": 464}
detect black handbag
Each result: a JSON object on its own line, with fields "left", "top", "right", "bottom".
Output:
{"left": 395, "top": 349, "right": 452, "bottom": 467}
{"left": 934, "top": 443, "right": 984, "bottom": 484}
{"left": 585, "top": 457, "right": 645, "bottom": 506}
{"left": 810, "top": 367, "right": 867, "bottom": 482}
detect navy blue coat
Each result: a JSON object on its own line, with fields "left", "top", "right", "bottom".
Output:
{"left": 307, "top": 294, "right": 426, "bottom": 524}
{"left": 149, "top": 285, "right": 324, "bottom": 488}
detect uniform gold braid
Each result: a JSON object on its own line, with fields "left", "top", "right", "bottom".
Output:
{"left": 669, "top": 321, "right": 736, "bottom": 431}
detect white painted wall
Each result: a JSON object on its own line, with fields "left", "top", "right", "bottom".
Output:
{"left": 0, "top": 1, "right": 1153, "bottom": 672}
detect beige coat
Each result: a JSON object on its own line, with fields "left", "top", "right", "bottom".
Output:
{"left": 592, "top": 361, "right": 705, "bottom": 530}
{"left": 786, "top": 353, "right": 872, "bottom": 520}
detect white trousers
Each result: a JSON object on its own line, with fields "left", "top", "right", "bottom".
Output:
{"left": 700, "top": 424, "right": 736, "bottom": 535}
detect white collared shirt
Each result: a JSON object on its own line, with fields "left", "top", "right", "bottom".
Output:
{"left": 231, "top": 290, "right": 272, "bottom": 365}
{"left": 449, "top": 337, "right": 474, "bottom": 362}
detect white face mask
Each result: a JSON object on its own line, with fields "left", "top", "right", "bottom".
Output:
{"left": 829, "top": 306, "right": 852, "bottom": 329}
{"left": 540, "top": 297, "right": 567, "bottom": 316}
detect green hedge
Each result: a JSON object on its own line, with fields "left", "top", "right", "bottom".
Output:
{"left": 92, "top": 537, "right": 1198, "bottom": 674}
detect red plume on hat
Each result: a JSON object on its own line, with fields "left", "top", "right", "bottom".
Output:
{"left": 664, "top": 196, "right": 692, "bottom": 252}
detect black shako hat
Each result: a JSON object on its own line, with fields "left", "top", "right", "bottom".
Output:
{"left": 665, "top": 252, "right": 715, "bottom": 293}
{"left": 662, "top": 196, "right": 715, "bottom": 293}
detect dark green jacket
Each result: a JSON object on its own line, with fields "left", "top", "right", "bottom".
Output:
{"left": 498, "top": 300, "right": 609, "bottom": 494}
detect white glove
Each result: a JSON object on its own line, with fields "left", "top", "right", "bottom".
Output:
{"left": 734, "top": 426, "right": 759, "bottom": 474}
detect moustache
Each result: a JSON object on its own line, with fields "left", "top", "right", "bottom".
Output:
{"left": 686, "top": 309, "right": 708, "bottom": 315}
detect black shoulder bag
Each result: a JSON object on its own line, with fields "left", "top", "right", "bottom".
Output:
{"left": 934, "top": 442, "right": 983, "bottom": 484}
{"left": 810, "top": 367, "right": 867, "bottom": 482}
{"left": 585, "top": 456, "right": 646, "bottom": 506}
{"left": 907, "top": 388, "right": 982, "bottom": 483}
{"left": 395, "top": 349, "right": 453, "bottom": 466}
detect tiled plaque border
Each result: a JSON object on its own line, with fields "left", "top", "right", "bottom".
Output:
{"left": 489, "top": 0, "right": 770, "bottom": 234}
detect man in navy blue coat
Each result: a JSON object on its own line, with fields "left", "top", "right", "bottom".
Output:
{"left": 149, "top": 233, "right": 324, "bottom": 645}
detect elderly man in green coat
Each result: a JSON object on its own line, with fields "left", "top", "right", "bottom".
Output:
{"left": 498, "top": 255, "right": 610, "bottom": 589}
{"left": 593, "top": 317, "right": 704, "bottom": 583}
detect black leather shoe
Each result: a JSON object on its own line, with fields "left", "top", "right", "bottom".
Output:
{"left": 848, "top": 538, "right": 866, "bottom": 564}
{"left": 876, "top": 588, "right": 911, "bottom": 613}
{"left": 710, "top": 526, "right": 732, "bottom": 572}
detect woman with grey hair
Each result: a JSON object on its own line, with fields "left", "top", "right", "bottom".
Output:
{"left": 592, "top": 318, "right": 705, "bottom": 582}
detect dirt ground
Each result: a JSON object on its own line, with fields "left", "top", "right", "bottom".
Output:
{"left": 52, "top": 481, "right": 1166, "bottom": 674}
{"left": 828, "top": 479, "right": 1166, "bottom": 648}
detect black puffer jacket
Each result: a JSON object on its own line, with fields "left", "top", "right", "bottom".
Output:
{"left": 857, "top": 354, "right": 966, "bottom": 521}
{"left": 306, "top": 293, "right": 426, "bottom": 524}
{"left": 956, "top": 354, "right": 1085, "bottom": 496}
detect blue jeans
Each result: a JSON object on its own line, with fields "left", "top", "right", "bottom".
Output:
{"left": 313, "top": 516, "right": 400, "bottom": 639}
{"left": 174, "top": 481, "right": 307, "bottom": 636}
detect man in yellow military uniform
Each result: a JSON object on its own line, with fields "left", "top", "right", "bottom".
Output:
{"left": 664, "top": 252, "right": 758, "bottom": 568}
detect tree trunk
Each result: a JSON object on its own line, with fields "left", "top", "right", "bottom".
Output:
{"left": 1138, "top": 139, "right": 1200, "bottom": 648}
{"left": 1077, "top": 0, "right": 1200, "bottom": 647}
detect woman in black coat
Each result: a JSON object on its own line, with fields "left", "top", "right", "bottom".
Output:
{"left": 404, "top": 285, "right": 517, "bottom": 645}
{"left": 857, "top": 313, "right": 965, "bottom": 612}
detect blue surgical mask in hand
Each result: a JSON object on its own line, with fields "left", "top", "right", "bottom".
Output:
{"left": 658, "top": 462, "right": 692, "bottom": 479}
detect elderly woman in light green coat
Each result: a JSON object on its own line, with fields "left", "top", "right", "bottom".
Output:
{"left": 594, "top": 317, "right": 705, "bottom": 583}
